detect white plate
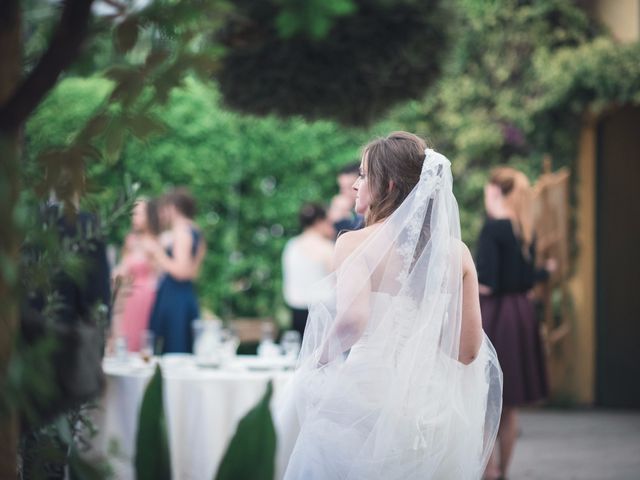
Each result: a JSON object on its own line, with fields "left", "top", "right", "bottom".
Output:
{"left": 161, "top": 353, "right": 195, "bottom": 369}
{"left": 103, "top": 355, "right": 155, "bottom": 375}
{"left": 233, "top": 355, "right": 294, "bottom": 371}
{"left": 195, "top": 358, "right": 221, "bottom": 369}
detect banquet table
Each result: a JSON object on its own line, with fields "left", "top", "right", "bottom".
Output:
{"left": 91, "top": 354, "right": 295, "bottom": 480}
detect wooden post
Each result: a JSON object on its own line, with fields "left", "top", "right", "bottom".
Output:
{"left": 568, "top": 112, "right": 598, "bottom": 405}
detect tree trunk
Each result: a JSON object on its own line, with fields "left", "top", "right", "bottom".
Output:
{"left": 0, "top": 0, "right": 22, "bottom": 477}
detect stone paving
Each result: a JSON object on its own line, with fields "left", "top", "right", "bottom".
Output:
{"left": 509, "top": 410, "right": 640, "bottom": 480}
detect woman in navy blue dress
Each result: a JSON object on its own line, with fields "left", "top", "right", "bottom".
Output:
{"left": 145, "top": 188, "right": 206, "bottom": 354}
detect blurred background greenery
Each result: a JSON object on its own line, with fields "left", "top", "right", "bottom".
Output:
{"left": 23, "top": 0, "right": 640, "bottom": 323}
{"left": 3, "top": 0, "right": 639, "bottom": 477}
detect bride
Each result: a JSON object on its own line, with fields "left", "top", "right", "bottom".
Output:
{"left": 277, "top": 132, "right": 503, "bottom": 479}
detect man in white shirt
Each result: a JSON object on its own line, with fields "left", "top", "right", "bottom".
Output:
{"left": 282, "top": 203, "right": 335, "bottom": 338}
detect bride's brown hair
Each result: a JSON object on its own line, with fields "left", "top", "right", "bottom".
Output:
{"left": 362, "top": 131, "right": 428, "bottom": 225}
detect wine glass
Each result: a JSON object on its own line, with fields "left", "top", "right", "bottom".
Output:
{"left": 220, "top": 327, "right": 240, "bottom": 363}
{"left": 257, "top": 322, "right": 280, "bottom": 358}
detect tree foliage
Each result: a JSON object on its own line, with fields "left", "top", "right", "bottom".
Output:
{"left": 6, "top": 0, "right": 640, "bottom": 474}
{"left": 2, "top": 1, "right": 241, "bottom": 476}
{"left": 26, "top": 1, "right": 640, "bottom": 323}
{"left": 217, "top": 0, "right": 450, "bottom": 126}
{"left": 387, "top": 0, "right": 640, "bottom": 243}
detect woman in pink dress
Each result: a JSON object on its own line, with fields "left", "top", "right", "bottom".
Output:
{"left": 112, "top": 199, "right": 160, "bottom": 352}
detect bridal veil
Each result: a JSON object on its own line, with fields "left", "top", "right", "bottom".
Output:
{"left": 276, "top": 148, "right": 503, "bottom": 480}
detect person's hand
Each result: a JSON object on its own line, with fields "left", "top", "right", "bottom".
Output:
{"left": 141, "top": 237, "right": 162, "bottom": 259}
{"left": 111, "top": 265, "right": 125, "bottom": 283}
{"left": 545, "top": 258, "right": 558, "bottom": 274}
{"left": 478, "top": 284, "right": 493, "bottom": 296}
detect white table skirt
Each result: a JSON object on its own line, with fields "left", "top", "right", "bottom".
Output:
{"left": 91, "top": 355, "right": 295, "bottom": 480}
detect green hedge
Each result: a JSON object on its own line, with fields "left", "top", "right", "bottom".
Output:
{"left": 26, "top": 1, "right": 640, "bottom": 323}
{"left": 27, "top": 77, "right": 377, "bottom": 321}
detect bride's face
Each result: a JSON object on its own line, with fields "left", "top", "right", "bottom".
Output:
{"left": 353, "top": 158, "right": 371, "bottom": 215}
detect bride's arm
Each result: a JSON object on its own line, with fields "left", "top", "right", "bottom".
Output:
{"left": 319, "top": 231, "right": 371, "bottom": 363}
{"left": 460, "top": 243, "right": 483, "bottom": 365}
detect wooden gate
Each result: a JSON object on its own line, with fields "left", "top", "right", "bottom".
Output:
{"left": 532, "top": 157, "right": 572, "bottom": 402}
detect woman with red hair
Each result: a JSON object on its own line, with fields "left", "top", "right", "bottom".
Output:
{"left": 478, "top": 167, "right": 555, "bottom": 480}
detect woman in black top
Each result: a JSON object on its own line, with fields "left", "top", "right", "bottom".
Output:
{"left": 477, "top": 167, "right": 555, "bottom": 480}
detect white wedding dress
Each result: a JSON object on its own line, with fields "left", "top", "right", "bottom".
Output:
{"left": 276, "top": 150, "right": 502, "bottom": 480}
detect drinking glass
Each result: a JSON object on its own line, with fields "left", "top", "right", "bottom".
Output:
{"left": 114, "top": 336, "right": 128, "bottom": 362}
{"left": 140, "top": 330, "right": 154, "bottom": 363}
{"left": 257, "top": 322, "right": 280, "bottom": 358}
{"left": 193, "top": 319, "right": 222, "bottom": 366}
{"left": 280, "top": 330, "right": 301, "bottom": 361}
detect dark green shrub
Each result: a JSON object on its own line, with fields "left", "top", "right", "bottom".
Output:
{"left": 217, "top": 0, "right": 450, "bottom": 126}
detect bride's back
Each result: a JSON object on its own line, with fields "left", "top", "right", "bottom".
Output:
{"left": 279, "top": 133, "right": 502, "bottom": 480}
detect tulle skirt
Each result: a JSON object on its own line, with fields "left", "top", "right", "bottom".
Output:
{"left": 277, "top": 293, "right": 502, "bottom": 480}
{"left": 480, "top": 292, "right": 547, "bottom": 407}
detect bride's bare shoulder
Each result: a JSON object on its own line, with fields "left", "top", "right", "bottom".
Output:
{"left": 457, "top": 240, "right": 476, "bottom": 276}
{"left": 333, "top": 224, "right": 380, "bottom": 269}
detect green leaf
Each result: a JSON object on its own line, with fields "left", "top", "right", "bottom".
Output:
{"left": 187, "top": 53, "right": 220, "bottom": 79}
{"left": 135, "top": 365, "right": 171, "bottom": 480}
{"left": 114, "top": 17, "right": 140, "bottom": 54}
{"left": 215, "top": 381, "right": 276, "bottom": 480}
{"left": 104, "top": 65, "right": 134, "bottom": 83}
{"left": 78, "top": 114, "right": 110, "bottom": 142}
{"left": 145, "top": 49, "right": 171, "bottom": 71}
{"left": 275, "top": 0, "right": 356, "bottom": 39}
{"left": 109, "top": 73, "right": 145, "bottom": 107}
{"left": 76, "top": 143, "right": 103, "bottom": 163}
{"left": 69, "top": 445, "right": 111, "bottom": 480}
{"left": 0, "top": 253, "right": 18, "bottom": 286}
{"left": 104, "top": 122, "right": 126, "bottom": 160}
{"left": 127, "top": 114, "right": 166, "bottom": 140}
{"left": 55, "top": 415, "right": 73, "bottom": 444}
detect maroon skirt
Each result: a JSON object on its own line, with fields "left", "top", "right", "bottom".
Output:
{"left": 480, "top": 293, "right": 548, "bottom": 407}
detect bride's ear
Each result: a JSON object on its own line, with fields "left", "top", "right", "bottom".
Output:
{"left": 388, "top": 180, "right": 395, "bottom": 192}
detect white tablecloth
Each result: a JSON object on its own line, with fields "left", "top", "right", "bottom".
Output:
{"left": 92, "top": 354, "right": 294, "bottom": 480}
